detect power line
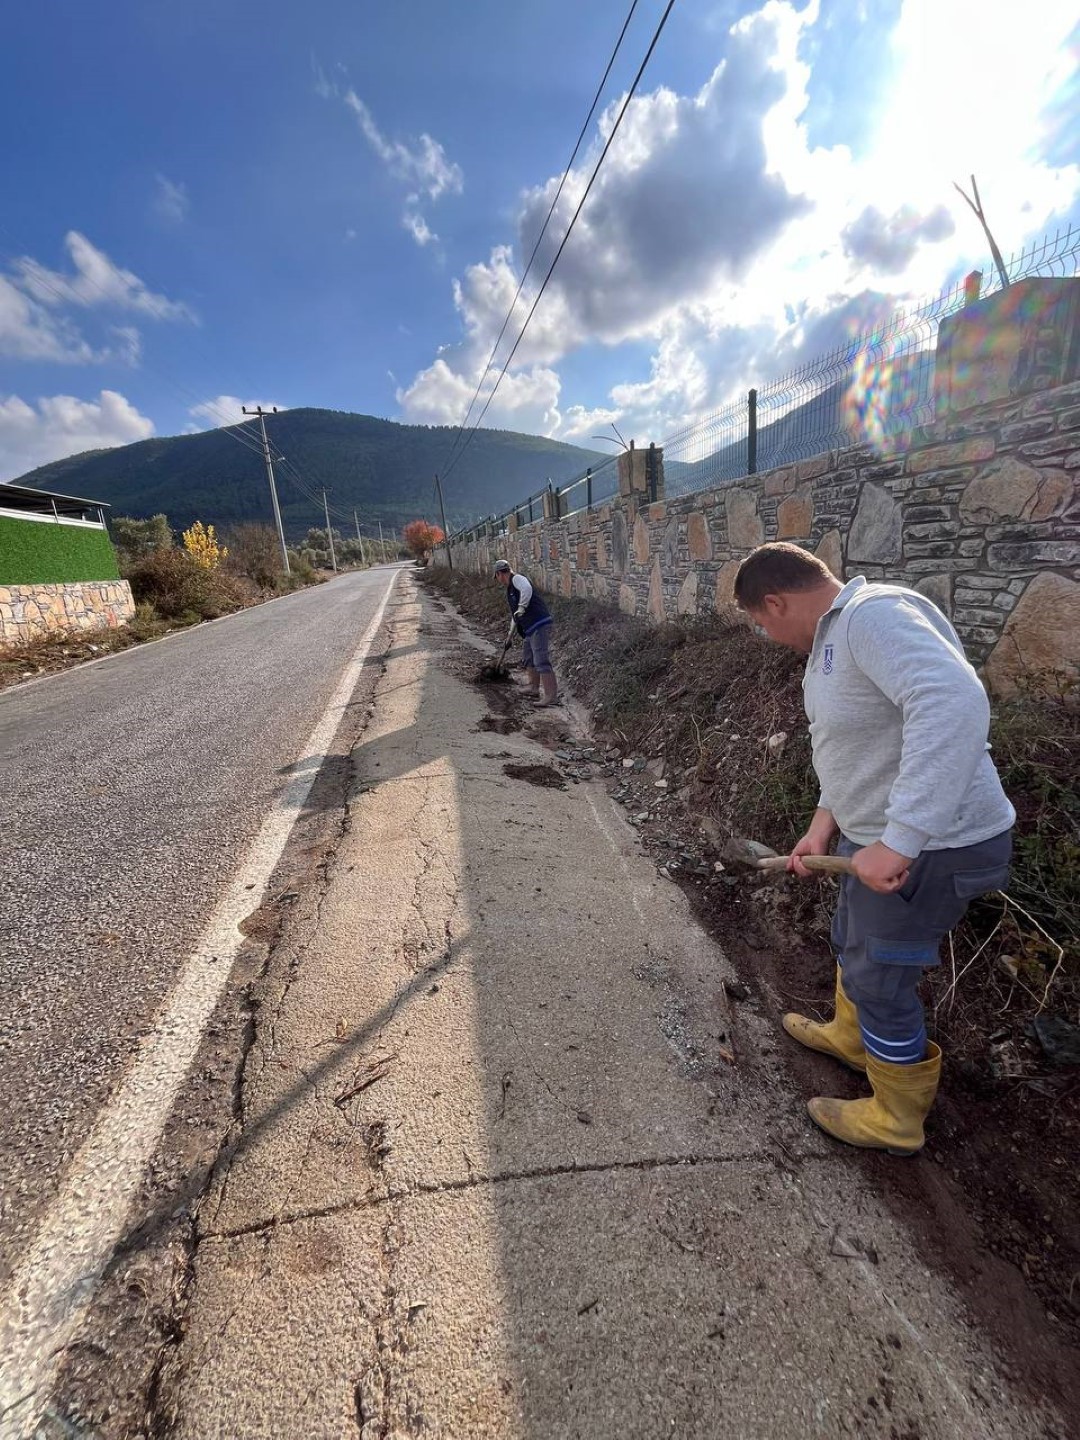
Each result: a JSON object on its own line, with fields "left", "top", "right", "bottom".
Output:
{"left": 442, "top": 0, "right": 678, "bottom": 489}
{"left": 440, "top": 0, "right": 641, "bottom": 477}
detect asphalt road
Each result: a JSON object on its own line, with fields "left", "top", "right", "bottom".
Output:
{"left": 0, "top": 566, "right": 400, "bottom": 1284}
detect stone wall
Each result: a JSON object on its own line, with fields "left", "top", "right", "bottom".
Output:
{"left": 0, "top": 579, "right": 136, "bottom": 649}
{"left": 437, "top": 378, "right": 1080, "bottom": 695}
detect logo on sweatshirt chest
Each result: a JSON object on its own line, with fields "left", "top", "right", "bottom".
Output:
{"left": 822, "top": 644, "right": 834, "bottom": 675}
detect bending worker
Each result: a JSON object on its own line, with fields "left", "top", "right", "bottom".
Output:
{"left": 494, "top": 559, "right": 560, "bottom": 707}
{"left": 734, "top": 542, "right": 1014, "bottom": 1156}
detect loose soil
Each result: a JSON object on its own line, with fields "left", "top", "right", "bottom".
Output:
{"left": 502, "top": 761, "right": 567, "bottom": 789}
{"left": 422, "top": 565, "right": 1080, "bottom": 1419}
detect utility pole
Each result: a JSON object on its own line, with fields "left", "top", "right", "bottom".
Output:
{"left": 353, "top": 510, "right": 367, "bottom": 567}
{"left": 243, "top": 405, "right": 290, "bottom": 576}
{"left": 378, "top": 519, "right": 385, "bottom": 561}
{"left": 433, "top": 473, "right": 453, "bottom": 570}
{"left": 322, "top": 489, "right": 338, "bottom": 572}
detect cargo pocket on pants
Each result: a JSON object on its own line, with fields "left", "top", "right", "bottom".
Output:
{"left": 934, "top": 863, "right": 1011, "bottom": 933}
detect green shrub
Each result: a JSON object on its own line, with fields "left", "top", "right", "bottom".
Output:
{"left": 111, "top": 514, "right": 172, "bottom": 571}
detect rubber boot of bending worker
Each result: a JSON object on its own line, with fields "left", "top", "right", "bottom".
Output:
{"left": 533, "top": 671, "right": 560, "bottom": 707}
{"left": 808, "top": 1043, "right": 941, "bottom": 1156}
{"left": 783, "top": 966, "right": 866, "bottom": 1072}
{"left": 520, "top": 666, "right": 540, "bottom": 698}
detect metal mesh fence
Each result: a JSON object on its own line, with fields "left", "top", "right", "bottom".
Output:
{"left": 448, "top": 221, "right": 1080, "bottom": 541}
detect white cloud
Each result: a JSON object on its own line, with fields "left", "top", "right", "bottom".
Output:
{"left": 0, "top": 275, "right": 97, "bottom": 364}
{"left": 396, "top": 355, "right": 562, "bottom": 435}
{"left": 326, "top": 87, "right": 462, "bottom": 246}
{"left": 187, "top": 395, "right": 288, "bottom": 429}
{"left": 402, "top": 207, "right": 437, "bottom": 247}
{"left": 399, "top": 0, "right": 1080, "bottom": 445}
{"left": 153, "top": 174, "right": 189, "bottom": 224}
{"left": 343, "top": 91, "right": 463, "bottom": 202}
{"left": 14, "top": 232, "right": 196, "bottom": 323}
{"left": 0, "top": 389, "right": 155, "bottom": 481}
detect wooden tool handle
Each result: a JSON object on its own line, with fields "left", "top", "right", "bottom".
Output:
{"left": 755, "top": 853, "right": 856, "bottom": 876}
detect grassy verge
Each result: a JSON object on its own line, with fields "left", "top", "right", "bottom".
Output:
{"left": 0, "top": 549, "right": 333, "bottom": 691}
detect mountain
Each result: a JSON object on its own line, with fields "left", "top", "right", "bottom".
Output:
{"left": 13, "top": 409, "right": 606, "bottom": 541}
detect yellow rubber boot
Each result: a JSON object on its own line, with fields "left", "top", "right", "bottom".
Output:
{"left": 807, "top": 1043, "right": 941, "bottom": 1156}
{"left": 783, "top": 967, "right": 866, "bottom": 1072}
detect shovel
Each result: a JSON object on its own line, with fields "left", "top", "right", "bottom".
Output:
{"left": 722, "top": 837, "right": 855, "bottom": 876}
{"left": 476, "top": 623, "right": 517, "bottom": 683}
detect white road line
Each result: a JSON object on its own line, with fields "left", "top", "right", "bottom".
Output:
{"left": 0, "top": 570, "right": 399, "bottom": 1437}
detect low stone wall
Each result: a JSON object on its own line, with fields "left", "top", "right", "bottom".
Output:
{"left": 0, "top": 579, "right": 136, "bottom": 648}
{"left": 439, "top": 379, "right": 1080, "bottom": 695}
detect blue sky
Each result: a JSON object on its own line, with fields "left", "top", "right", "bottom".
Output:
{"left": 0, "top": 0, "right": 1077, "bottom": 481}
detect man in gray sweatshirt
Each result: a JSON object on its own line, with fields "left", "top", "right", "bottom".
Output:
{"left": 734, "top": 542, "right": 1014, "bottom": 1155}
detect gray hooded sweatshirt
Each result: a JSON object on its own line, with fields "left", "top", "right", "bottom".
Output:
{"left": 803, "top": 577, "right": 1015, "bottom": 857}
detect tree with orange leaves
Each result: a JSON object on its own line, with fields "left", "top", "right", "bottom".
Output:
{"left": 402, "top": 519, "right": 445, "bottom": 562}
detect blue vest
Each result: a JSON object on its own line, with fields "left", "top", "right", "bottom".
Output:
{"left": 507, "top": 577, "right": 552, "bottom": 636}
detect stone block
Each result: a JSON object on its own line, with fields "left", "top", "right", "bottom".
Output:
{"left": 685, "top": 511, "right": 713, "bottom": 561}
{"left": 715, "top": 559, "right": 741, "bottom": 612}
{"left": 724, "top": 489, "right": 764, "bottom": 549}
{"left": 937, "top": 279, "right": 1080, "bottom": 415}
{"left": 632, "top": 514, "right": 650, "bottom": 567}
{"left": 914, "top": 574, "right": 952, "bottom": 617}
{"left": 561, "top": 559, "right": 572, "bottom": 595}
{"left": 577, "top": 542, "right": 589, "bottom": 572}
{"left": 905, "top": 521, "right": 960, "bottom": 540}
{"left": 959, "top": 539, "right": 986, "bottom": 557}
{"left": 661, "top": 516, "right": 680, "bottom": 569}
{"left": 611, "top": 509, "right": 629, "bottom": 577}
{"left": 903, "top": 504, "right": 954, "bottom": 523}
{"left": 907, "top": 437, "right": 996, "bottom": 475}
{"left": 954, "top": 606, "right": 1005, "bottom": 628}
{"left": 776, "top": 488, "right": 814, "bottom": 539}
{"left": 676, "top": 570, "right": 699, "bottom": 616}
{"left": 619, "top": 583, "right": 637, "bottom": 616}
{"left": 1000, "top": 418, "right": 1056, "bottom": 445}
{"left": 1018, "top": 444, "right": 1067, "bottom": 464}
{"left": 648, "top": 502, "right": 666, "bottom": 523}
{"left": 962, "top": 626, "right": 1003, "bottom": 647}
{"left": 1021, "top": 378, "right": 1080, "bottom": 415}
{"left": 849, "top": 482, "right": 901, "bottom": 562}
{"left": 763, "top": 467, "right": 795, "bottom": 497}
{"left": 815, "top": 529, "right": 844, "bottom": 580}
{"left": 647, "top": 561, "right": 666, "bottom": 622}
{"left": 1059, "top": 406, "right": 1080, "bottom": 431}
{"left": 861, "top": 462, "right": 904, "bottom": 482}
{"left": 905, "top": 540, "right": 959, "bottom": 558}
{"left": 959, "top": 455, "right": 1071, "bottom": 525}
{"left": 985, "top": 572, "right": 1080, "bottom": 695}
{"left": 987, "top": 540, "right": 1080, "bottom": 568}
{"left": 795, "top": 453, "right": 832, "bottom": 482}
